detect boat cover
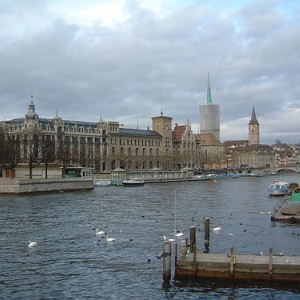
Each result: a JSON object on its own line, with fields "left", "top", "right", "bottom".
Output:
{"left": 281, "top": 203, "right": 300, "bottom": 215}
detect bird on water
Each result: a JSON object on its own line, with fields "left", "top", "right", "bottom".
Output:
{"left": 28, "top": 241, "right": 37, "bottom": 248}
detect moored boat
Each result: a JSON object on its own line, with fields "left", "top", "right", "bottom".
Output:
{"left": 94, "top": 179, "right": 111, "bottom": 187}
{"left": 122, "top": 178, "right": 144, "bottom": 187}
{"left": 271, "top": 187, "right": 300, "bottom": 223}
{"left": 268, "top": 180, "right": 289, "bottom": 196}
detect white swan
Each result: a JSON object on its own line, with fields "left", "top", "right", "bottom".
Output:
{"left": 28, "top": 241, "right": 37, "bottom": 247}
{"left": 106, "top": 235, "right": 116, "bottom": 242}
{"left": 163, "top": 235, "right": 175, "bottom": 242}
{"left": 174, "top": 230, "right": 184, "bottom": 237}
{"left": 213, "top": 226, "right": 221, "bottom": 232}
{"left": 96, "top": 228, "right": 105, "bottom": 236}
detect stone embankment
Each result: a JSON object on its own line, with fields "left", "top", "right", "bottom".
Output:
{"left": 0, "top": 178, "right": 94, "bottom": 195}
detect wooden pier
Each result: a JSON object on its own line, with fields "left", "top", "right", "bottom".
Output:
{"left": 162, "top": 223, "right": 300, "bottom": 283}
{"left": 175, "top": 249, "right": 300, "bottom": 282}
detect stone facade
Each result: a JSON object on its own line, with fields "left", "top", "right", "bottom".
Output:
{"left": 1, "top": 101, "right": 201, "bottom": 175}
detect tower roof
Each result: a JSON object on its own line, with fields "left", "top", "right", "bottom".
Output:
{"left": 207, "top": 72, "right": 213, "bottom": 104}
{"left": 249, "top": 106, "right": 259, "bottom": 125}
{"left": 25, "top": 97, "right": 39, "bottom": 121}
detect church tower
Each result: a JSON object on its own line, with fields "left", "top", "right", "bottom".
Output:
{"left": 248, "top": 106, "right": 260, "bottom": 145}
{"left": 200, "top": 72, "right": 220, "bottom": 141}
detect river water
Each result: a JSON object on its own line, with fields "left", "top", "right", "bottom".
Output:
{"left": 1, "top": 173, "right": 300, "bottom": 299}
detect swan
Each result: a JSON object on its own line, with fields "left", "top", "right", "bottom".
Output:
{"left": 96, "top": 228, "right": 105, "bottom": 236}
{"left": 28, "top": 241, "right": 37, "bottom": 247}
{"left": 174, "top": 230, "right": 184, "bottom": 237}
{"left": 163, "top": 235, "right": 175, "bottom": 242}
{"left": 213, "top": 226, "right": 221, "bottom": 232}
{"left": 106, "top": 235, "right": 116, "bottom": 242}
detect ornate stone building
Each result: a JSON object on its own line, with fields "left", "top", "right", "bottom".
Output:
{"left": 1, "top": 101, "right": 201, "bottom": 174}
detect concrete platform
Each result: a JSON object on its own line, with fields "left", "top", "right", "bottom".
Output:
{"left": 176, "top": 252, "right": 300, "bottom": 282}
{"left": 0, "top": 178, "right": 94, "bottom": 195}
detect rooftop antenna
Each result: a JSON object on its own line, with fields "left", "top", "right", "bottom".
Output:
{"left": 161, "top": 99, "right": 163, "bottom": 116}
{"left": 31, "top": 86, "right": 33, "bottom": 102}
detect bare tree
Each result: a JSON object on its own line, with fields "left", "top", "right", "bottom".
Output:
{"left": 56, "top": 131, "right": 72, "bottom": 177}
{"left": 21, "top": 127, "right": 43, "bottom": 179}
{"left": 41, "top": 135, "right": 56, "bottom": 179}
{"left": 0, "top": 126, "right": 20, "bottom": 178}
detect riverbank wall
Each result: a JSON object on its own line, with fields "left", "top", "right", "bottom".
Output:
{"left": 0, "top": 178, "right": 94, "bottom": 195}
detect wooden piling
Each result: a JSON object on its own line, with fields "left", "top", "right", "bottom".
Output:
{"left": 193, "top": 244, "right": 197, "bottom": 276}
{"left": 269, "top": 247, "right": 273, "bottom": 275}
{"left": 181, "top": 240, "right": 187, "bottom": 257}
{"left": 204, "top": 217, "right": 210, "bottom": 253}
{"left": 163, "top": 241, "right": 171, "bottom": 281}
{"left": 190, "top": 226, "right": 196, "bottom": 253}
{"left": 230, "top": 246, "right": 236, "bottom": 274}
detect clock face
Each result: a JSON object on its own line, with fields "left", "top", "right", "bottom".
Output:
{"left": 250, "top": 125, "right": 256, "bottom": 133}
{"left": 165, "top": 125, "right": 169, "bottom": 131}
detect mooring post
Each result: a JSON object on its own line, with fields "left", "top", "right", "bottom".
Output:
{"left": 193, "top": 244, "right": 197, "bottom": 276}
{"left": 269, "top": 246, "right": 273, "bottom": 275}
{"left": 190, "top": 226, "right": 196, "bottom": 253}
{"left": 230, "top": 246, "right": 236, "bottom": 274}
{"left": 181, "top": 240, "right": 187, "bottom": 257}
{"left": 204, "top": 217, "right": 210, "bottom": 253}
{"left": 163, "top": 241, "right": 171, "bottom": 281}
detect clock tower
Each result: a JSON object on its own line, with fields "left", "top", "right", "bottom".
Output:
{"left": 248, "top": 106, "right": 260, "bottom": 145}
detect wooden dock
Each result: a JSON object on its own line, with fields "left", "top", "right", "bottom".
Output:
{"left": 175, "top": 250, "right": 300, "bottom": 282}
{"left": 161, "top": 224, "right": 300, "bottom": 283}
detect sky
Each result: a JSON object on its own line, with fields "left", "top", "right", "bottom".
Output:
{"left": 1, "top": 0, "right": 299, "bottom": 145}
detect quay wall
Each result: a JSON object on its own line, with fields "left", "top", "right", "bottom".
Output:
{"left": 0, "top": 178, "right": 94, "bottom": 195}
{"left": 175, "top": 253, "right": 300, "bottom": 282}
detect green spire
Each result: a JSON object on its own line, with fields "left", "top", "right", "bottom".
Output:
{"left": 207, "top": 71, "right": 213, "bottom": 104}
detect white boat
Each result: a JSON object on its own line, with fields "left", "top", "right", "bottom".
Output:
{"left": 94, "top": 180, "right": 111, "bottom": 187}
{"left": 268, "top": 180, "right": 289, "bottom": 196}
{"left": 122, "top": 178, "right": 144, "bottom": 187}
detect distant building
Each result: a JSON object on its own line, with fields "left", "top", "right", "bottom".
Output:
{"left": 198, "top": 72, "right": 224, "bottom": 167}
{"left": 200, "top": 72, "right": 220, "bottom": 141}
{"left": 224, "top": 107, "right": 275, "bottom": 169}
{"left": 1, "top": 100, "right": 200, "bottom": 176}
{"left": 172, "top": 119, "right": 199, "bottom": 169}
{"left": 248, "top": 106, "right": 260, "bottom": 145}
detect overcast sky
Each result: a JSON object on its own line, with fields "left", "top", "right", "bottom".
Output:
{"left": 1, "top": 0, "right": 299, "bottom": 145}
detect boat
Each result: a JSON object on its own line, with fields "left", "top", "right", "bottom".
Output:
{"left": 271, "top": 187, "right": 300, "bottom": 223}
{"left": 94, "top": 180, "right": 111, "bottom": 187}
{"left": 122, "top": 178, "right": 144, "bottom": 187}
{"left": 268, "top": 180, "right": 289, "bottom": 196}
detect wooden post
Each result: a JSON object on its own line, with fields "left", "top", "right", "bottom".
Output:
{"left": 230, "top": 246, "right": 236, "bottom": 274}
{"left": 190, "top": 226, "right": 196, "bottom": 253}
{"left": 193, "top": 244, "right": 197, "bottom": 276}
{"left": 204, "top": 217, "right": 210, "bottom": 253}
{"left": 181, "top": 240, "right": 187, "bottom": 257}
{"left": 163, "top": 241, "right": 171, "bottom": 281}
{"left": 269, "top": 246, "right": 273, "bottom": 275}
